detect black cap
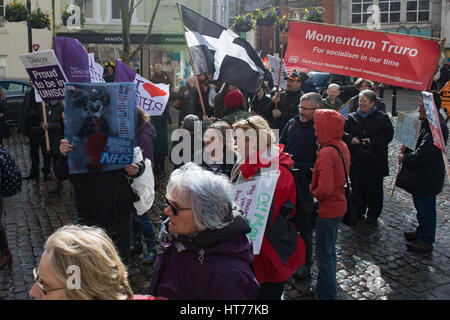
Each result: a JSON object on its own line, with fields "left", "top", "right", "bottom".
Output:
{"left": 284, "top": 70, "right": 301, "bottom": 81}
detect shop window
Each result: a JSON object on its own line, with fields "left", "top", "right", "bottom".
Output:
{"left": 0, "top": 56, "right": 6, "bottom": 77}
{"left": 75, "top": 0, "right": 93, "bottom": 19}
{"left": 406, "top": 0, "right": 430, "bottom": 22}
{"left": 112, "top": 0, "right": 121, "bottom": 20}
{"left": 351, "top": 0, "right": 374, "bottom": 24}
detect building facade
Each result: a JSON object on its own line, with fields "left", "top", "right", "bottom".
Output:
{"left": 0, "top": 0, "right": 229, "bottom": 90}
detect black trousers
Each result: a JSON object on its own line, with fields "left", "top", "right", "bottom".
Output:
{"left": 28, "top": 134, "right": 51, "bottom": 175}
{"left": 350, "top": 173, "right": 384, "bottom": 220}
{"left": 77, "top": 212, "right": 132, "bottom": 265}
{"left": 257, "top": 281, "right": 285, "bottom": 300}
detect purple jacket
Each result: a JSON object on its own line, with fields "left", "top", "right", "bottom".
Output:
{"left": 135, "top": 121, "right": 157, "bottom": 162}
{"left": 149, "top": 213, "right": 260, "bottom": 300}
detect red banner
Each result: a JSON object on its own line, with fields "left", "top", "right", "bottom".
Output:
{"left": 285, "top": 21, "right": 441, "bottom": 91}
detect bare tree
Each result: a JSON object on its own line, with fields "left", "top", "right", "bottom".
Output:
{"left": 120, "top": 0, "right": 161, "bottom": 64}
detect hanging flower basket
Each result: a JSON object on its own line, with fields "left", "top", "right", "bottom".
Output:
{"left": 304, "top": 7, "right": 325, "bottom": 22}
{"left": 277, "top": 14, "right": 290, "bottom": 33}
{"left": 232, "top": 12, "right": 255, "bottom": 33}
{"left": 254, "top": 7, "right": 279, "bottom": 27}
{"left": 4, "top": 1, "right": 28, "bottom": 22}
{"left": 27, "top": 7, "right": 51, "bottom": 30}
{"left": 61, "top": 4, "right": 85, "bottom": 27}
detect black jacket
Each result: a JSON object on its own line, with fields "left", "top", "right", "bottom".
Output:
{"left": 176, "top": 85, "right": 199, "bottom": 124}
{"left": 401, "top": 114, "right": 449, "bottom": 196}
{"left": 279, "top": 116, "right": 317, "bottom": 184}
{"left": 343, "top": 109, "right": 394, "bottom": 177}
{"left": 250, "top": 94, "right": 271, "bottom": 116}
{"left": 21, "top": 88, "right": 42, "bottom": 137}
{"left": 264, "top": 89, "right": 303, "bottom": 131}
{"left": 43, "top": 101, "right": 64, "bottom": 155}
{"left": 70, "top": 169, "right": 138, "bottom": 224}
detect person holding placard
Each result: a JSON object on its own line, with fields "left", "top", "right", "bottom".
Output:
{"left": 21, "top": 81, "right": 52, "bottom": 180}
{"left": 397, "top": 93, "right": 449, "bottom": 253}
{"left": 231, "top": 116, "right": 305, "bottom": 300}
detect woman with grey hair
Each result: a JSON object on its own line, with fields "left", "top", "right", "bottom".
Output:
{"left": 343, "top": 89, "right": 394, "bottom": 225}
{"left": 148, "top": 163, "right": 259, "bottom": 300}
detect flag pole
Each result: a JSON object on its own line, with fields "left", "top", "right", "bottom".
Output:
{"left": 275, "top": 31, "right": 288, "bottom": 110}
{"left": 177, "top": 4, "right": 207, "bottom": 117}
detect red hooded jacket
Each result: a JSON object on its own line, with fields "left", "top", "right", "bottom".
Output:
{"left": 235, "top": 144, "right": 305, "bottom": 284}
{"left": 311, "top": 110, "right": 350, "bottom": 218}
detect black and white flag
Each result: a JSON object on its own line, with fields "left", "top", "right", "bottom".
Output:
{"left": 178, "top": 4, "right": 268, "bottom": 95}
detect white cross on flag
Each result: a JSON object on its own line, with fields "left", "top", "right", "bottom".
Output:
{"left": 179, "top": 4, "right": 268, "bottom": 95}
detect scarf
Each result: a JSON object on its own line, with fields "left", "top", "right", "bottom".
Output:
{"left": 357, "top": 106, "right": 377, "bottom": 119}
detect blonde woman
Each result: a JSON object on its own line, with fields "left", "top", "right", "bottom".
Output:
{"left": 231, "top": 115, "right": 305, "bottom": 300}
{"left": 29, "top": 225, "right": 135, "bottom": 300}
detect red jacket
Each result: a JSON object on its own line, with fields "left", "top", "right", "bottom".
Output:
{"left": 238, "top": 144, "right": 305, "bottom": 284}
{"left": 311, "top": 109, "right": 350, "bottom": 218}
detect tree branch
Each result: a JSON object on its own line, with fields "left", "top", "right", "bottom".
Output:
{"left": 129, "top": 0, "right": 161, "bottom": 61}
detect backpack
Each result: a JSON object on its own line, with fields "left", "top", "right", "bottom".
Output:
{"left": 0, "top": 148, "right": 22, "bottom": 197}
{"left": 289, "top": 168, "right": 317, "bottom": 234}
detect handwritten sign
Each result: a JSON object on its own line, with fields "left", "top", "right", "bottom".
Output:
{"left": 267, "top": 55, "right": 287, "bottom": 90}
{"left": 231, "top": 171, "right": 279, "bottom": 255}
{"left": 394, "top": 112, "right": 421, "bottom": 150}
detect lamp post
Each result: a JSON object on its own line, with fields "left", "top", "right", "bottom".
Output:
{"left": 27, "top": 0, "right": 32, "bottom": 53}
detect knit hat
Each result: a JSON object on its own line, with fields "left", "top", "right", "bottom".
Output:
{"left": 224, "top": 90, "right": 244, "bottom": 109}
{"left": 182, "top": 114, "right": 200, "bottom": 131}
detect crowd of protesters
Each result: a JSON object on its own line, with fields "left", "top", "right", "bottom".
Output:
{"left": 0, "top": 62, "right": 448, "bottom": 302}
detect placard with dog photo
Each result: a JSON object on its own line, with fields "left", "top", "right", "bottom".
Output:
{"left": 64, "top": 82, "right": 137, "bottom": 174}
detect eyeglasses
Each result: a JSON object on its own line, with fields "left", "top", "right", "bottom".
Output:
{"left": 165, "top": 197, "right": 191, "bottom": 216}
{"left": 33, "top": 267, "right": 65, "bottom": 295}
{"left": 299, "top": 105, "right": 316, "bottom": 111}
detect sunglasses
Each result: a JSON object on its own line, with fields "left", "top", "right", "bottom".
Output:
{"left": 33, "top": 267, "right": 65, "bottom": 295}
{"left": 165, "top": 197, "right": 191, "bottom": 216}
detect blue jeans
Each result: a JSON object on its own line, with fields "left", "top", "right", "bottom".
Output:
{"left": 315, "top": 215, "right": 343, "bottom": 300}
{"left": 132, "top": 210, "right": 155, "bottom": 251}
{"left": 412, "top": 195, "right": 436, "bottom": 245}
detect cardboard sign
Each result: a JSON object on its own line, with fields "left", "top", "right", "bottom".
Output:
{"left": 422, "top": 91, "right": 449, "bottom": 182}
{"left": 338, "top": 100, "right": 351, "bottom": 118}
{"left": 231, "top": 170, "right": 279, "bottom": 255}
{"left": 267, "top": 55, "right": 287, "bottom": 90}
{"left": 394, "top": 112, "right": 421, "bottom": 150}
{"left": 115, "top": 60, "right": 170, "bottom": 116}
{"left": 64, "top": 82, "right": 136, "bottom": 174}
{"left": 19, "top": 50, "right": 68, "bottom": 102}
{"left": 285, "top": 21, "right": 441, "bottom": 90}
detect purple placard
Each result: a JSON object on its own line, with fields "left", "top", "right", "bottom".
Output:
{"left": 20, "top": 50, "right": 68, "bottom": 102}
{"left": 26, "top": 65, "right": 67, "bottom": 102}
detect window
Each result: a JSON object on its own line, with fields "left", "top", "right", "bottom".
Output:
{"left": 75, "top": 0, "right": 93, "bottom": 19}
{"left": 0, "top": 0, "right": 4, "bottom": 27}
{"left": 351, "top": 0, "right": 374, "bottom": 24}
{"left": 406, "top": 0, "right": 430, "bottom": 22}
{"left": 0, "top": 56, "right": 5, "bottom": 77}
{"left": 379, "top": 0, "right": 400, "bottom": 23}
{"left": 112, "top": 0, "right": 121, "bottom": 20}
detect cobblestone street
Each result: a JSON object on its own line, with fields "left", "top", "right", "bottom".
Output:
{"left": 0, "top": 90, "right": 449, "bottom": 300}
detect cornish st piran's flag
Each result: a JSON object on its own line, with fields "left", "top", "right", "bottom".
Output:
{"left": 178, "top": 4, "right": 267, "bottom": 94}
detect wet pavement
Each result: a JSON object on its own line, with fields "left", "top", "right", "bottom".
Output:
{"left": 0, "top": 89, "right": 449, "bottom": 300}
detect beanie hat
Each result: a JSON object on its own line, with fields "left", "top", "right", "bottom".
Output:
{"left": 224, "top": 90, "right": 244, "bottom": 109}
{"left": 182, "top": 114, "right": 200, "bottom": 131}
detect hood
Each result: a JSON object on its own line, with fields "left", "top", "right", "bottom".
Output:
{"left": 314, "top": 109, "right": 345, "bottom": 146}
{"left": 240, "top": 144, "right": 293, "bottom": 179}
